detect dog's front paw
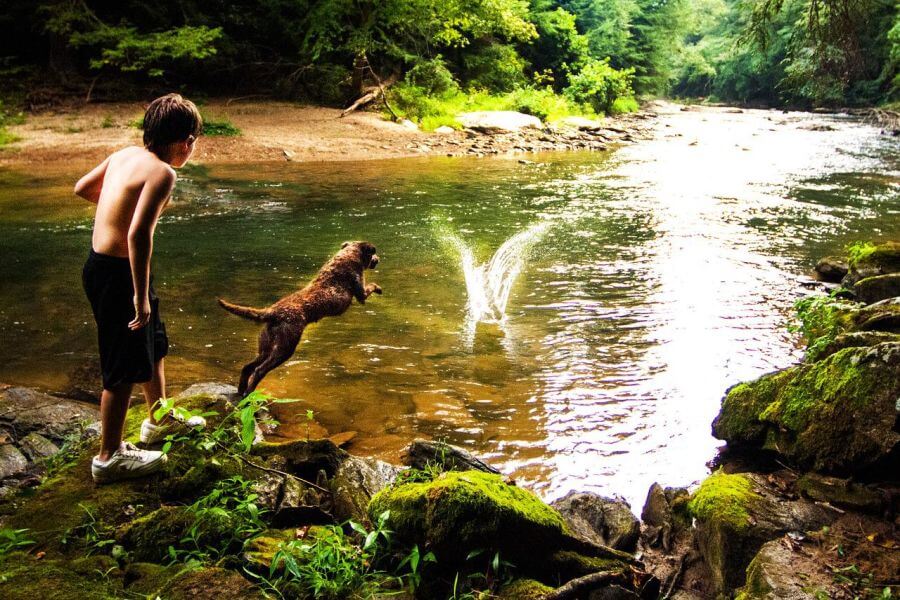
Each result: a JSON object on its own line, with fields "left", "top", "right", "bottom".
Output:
{"left": 372, "top": 284, "right": 383, "bottom": 295}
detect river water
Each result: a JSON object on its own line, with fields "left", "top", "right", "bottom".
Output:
{"left": 0, "top": 104, "right": 897, "bottom": 509}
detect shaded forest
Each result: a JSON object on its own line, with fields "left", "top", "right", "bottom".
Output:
{"left": 0, "top": 0, "right": 897, "bottom": 115}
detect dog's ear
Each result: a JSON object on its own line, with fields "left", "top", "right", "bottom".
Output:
{"left": 341, "top": 241, "right": 351, "bottom": 249}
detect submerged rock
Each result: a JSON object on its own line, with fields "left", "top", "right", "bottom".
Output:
{"left": 687, "top": 471, "right": 833, "bottom": 595}
{"left": 854, "top": 273, "right": 900, "bottom": 304}
{"left": 456, "top": 111, "right": 543, "bottom": 133}
{"left": 551, "top": 491, "right": 640, "bottom": 552}
{"left": 712, "top": 342, "right": 900, "bottom": 472}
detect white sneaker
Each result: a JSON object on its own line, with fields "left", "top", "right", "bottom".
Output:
{"left": 91, "top": 442, "right": 168, "bottom": 484}
{"left": 140, "top": 410, "right": 207, "bottom": 445}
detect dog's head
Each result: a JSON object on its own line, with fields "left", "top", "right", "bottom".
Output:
{"left": 341, "top": 241, "right": 379, "bottom": 269}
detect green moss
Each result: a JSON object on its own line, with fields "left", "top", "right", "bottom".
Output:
{"left": 498, "top": 578, "right": 555, "bottom": 599}
{"left": 846, "top": 241, "right": 877, "bottom": 267}
{"left": 713, "top": 342, "right": 900, "bottom": 471}
{"left": 0, "top": 552, "right": 121, "bottom": 599}
{"left": 687, "top": 472, "right": 759, "bottom": 533}
{"left": 369, "top": 470, "right": 567, "bottom": 564}
{"left": 116, "top": 504, "right": 236, "bottom": 562}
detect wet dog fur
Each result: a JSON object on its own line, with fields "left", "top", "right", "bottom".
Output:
{"left": 218, "top": 241, "right": 381, "bottom": 396}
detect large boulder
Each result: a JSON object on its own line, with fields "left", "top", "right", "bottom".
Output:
{"left": 368, "top": 470, "right": 636, "bottom": 580}
{"left": 735, "top": 540, "right": 823, "bottom": 600}
{"left": 712, "top": 342, "right": 900, "bottom": 473}
{"left": 844, "top": 241, "right": 900, "bottom": 285}
{"left": 687, "top": 471, "right": 833, "bottom": 595}
{"left": 456, "top": 111, "right": 543, "bottom": 133}
{"left": 551, "top": 491, "right": 640, "bottom": 552}
{"left": 854, "top": 273, "right": 900, "bottom": 304}
{"left": 369, "top": 470, "right": 569, "bottom": 565}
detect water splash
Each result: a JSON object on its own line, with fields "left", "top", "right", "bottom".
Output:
{"left": 441, "top": 221, "right": 550, "bottom": 324}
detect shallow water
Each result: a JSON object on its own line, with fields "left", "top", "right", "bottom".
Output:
{"left": 1, "top": 105, "right": 897, "bottom": 508}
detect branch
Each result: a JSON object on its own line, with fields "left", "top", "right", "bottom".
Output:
{"left": 544, "top": 571, "right": 623, "bottom": 600}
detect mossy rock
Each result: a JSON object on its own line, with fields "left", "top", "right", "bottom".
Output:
{"left": 155, "top": 565, "right": 265, "bottom": 599}
{"left": 115, "top": 504, "right": 236, "bottom": 562}
{"left": 688, "top": 472, "right": 833, "bottom": 596}
{"left": 369, "top": 471, "right": 568, "bottom": 562}
{"left": 845, "top": 241, "right": 900, "bottom": 285}
{"left": 712, "top": 342, "right": 900, "bottom": 473}
{"left": 0, "top": 552, "right": 121, "bottom": 599}
{"left": 809, "top": 330, "right": 900, "bottom": 362}
{"left": 854, "top": 273, "right": 900, "bottom": 304}
{"left": 497, "top": 578, "right": 555, "bottom": 599}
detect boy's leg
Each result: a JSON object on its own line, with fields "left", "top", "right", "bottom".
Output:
{"left": 98, "top": 383, "right": 134, "bottom": 461}
{"left": 141, "top": 358, "right": 166, "bottom": 424}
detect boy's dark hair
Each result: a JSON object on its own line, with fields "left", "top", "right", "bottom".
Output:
{"left": 142, "top": 94, "right": 202, "bottom": 153}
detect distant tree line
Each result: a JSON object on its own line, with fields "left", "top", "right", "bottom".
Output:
{"left": 0, "top": 0, "right": 896, "bottom": 109}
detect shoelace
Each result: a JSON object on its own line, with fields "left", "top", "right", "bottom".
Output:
{"left": 118, "top": 442, "right": 152, "bottom": 460}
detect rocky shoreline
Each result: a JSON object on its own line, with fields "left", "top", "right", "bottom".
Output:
{"left": 0, "top": 243, "right": 897, "bottom": 599}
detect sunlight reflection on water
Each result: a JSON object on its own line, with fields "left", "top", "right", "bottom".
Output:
{"left": 0, "top": 105, "right": 897, "bottom": 510}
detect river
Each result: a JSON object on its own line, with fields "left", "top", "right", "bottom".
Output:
{"left": 0, "top": 104, "right": 897, "bottom": 509}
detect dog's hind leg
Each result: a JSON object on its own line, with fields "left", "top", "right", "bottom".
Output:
{"left": 242, "top": 324, "right": 302, "bottom": 396}
{"left": 238, "top": 326, "right": 275, "bottom": 396}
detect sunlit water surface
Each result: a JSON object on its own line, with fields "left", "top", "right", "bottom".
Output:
{"left": 1, "top": 105, "right": 897, "bottom": 509}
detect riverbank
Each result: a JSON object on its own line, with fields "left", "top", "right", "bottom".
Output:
{"left": 0, "top": 98, "right": 661, "bottom": 168}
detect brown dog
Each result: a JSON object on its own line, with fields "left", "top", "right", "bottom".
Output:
{"left": 218, "top": 241, "right": 382, "bottom": 396}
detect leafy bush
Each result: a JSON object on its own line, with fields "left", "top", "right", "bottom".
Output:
{"left": 390, "top": 84, "right": 592, "bottom": 130}
{"left": 564, "top": 59, "right": 636, "bottom": 115}
{"left": 404, "top": 57, "right": 459, "bottom": 96}
{"left": 610, "top": 95, "right": 640, "bottom": 114}
{"left": 463, "top": 44, "right": 528, "bottom": 92}
{"left": 201, "top": 118, "right": 241, "bottom": 137}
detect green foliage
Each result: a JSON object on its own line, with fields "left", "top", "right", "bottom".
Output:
{"left": 792, "top": 294, "right": 860, "bottom": 358}
{"left": 464, "top": 44, "right": 528, "bottom": 92}
{"left": 202, "top": 118, "right": 241, "bottom": 137}
{"left": 846, "top": 240, "right": 877, "bottom": 266}
{"left": 0, "top": 528, "right": 33, "bottom": 555}
{"left": 0, "top": 101, "right": 23, "bottom": 148}
{"left": 172, "top": 476, "right": 267, "bottom": 563}
{"left": 391, "top": 83, "right": 593, "bottom": 129}
{"left": 259, "top": 511, "right": 394, "bottom": 599}
{"left": 565, "top": 59, "right": 636, "bottom": 114}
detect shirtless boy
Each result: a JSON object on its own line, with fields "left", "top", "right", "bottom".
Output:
{"left": 77, "top": 93, "right": 206, "bottom": 483}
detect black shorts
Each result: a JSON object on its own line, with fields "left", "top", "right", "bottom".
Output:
{"left": 82, "top": 250, "right": 168, "bottom": 390}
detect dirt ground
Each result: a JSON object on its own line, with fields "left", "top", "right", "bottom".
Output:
{"left": 0, "top": 99, "right": 450, "bottom": 168}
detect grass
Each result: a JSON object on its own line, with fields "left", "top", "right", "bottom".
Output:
{"left": 389, "top": 85, "right": 611, "bottom": 131}
{"left": 0, "top": 100, "right": 24, "bottom": 148}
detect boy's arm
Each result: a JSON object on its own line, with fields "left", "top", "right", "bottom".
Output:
{"left": 127, "top": 166, "right": 175, "bottom": 331}
{"left": 73, "top": 157, "right": 111, "bottom": 204}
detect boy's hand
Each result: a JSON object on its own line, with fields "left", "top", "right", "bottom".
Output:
{"left": 129, "top": 295, "right": 152, "bottom": 330}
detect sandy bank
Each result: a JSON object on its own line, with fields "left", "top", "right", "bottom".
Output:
{"left": 0, "top": 99, "right": 656, "bottom": 168}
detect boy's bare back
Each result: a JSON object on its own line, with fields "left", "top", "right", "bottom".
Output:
{"left": 86, "top": 146, "right": 175, "bottom": 258}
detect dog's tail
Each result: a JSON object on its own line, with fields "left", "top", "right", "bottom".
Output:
{"left": 217, "top": 298, "right": 272, "bottom": 322}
